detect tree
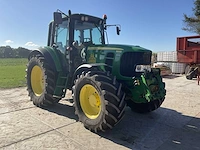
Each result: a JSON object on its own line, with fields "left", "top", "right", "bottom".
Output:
{"left": 0, "top": 46, "right": 5, "bottom": 58}
{"left": 16, "top": 47, "right": 31, "bottom": 58}
{"left": 0, "top": 46, "right": 31, "bottom": 58}
{"left": 4, "top": 46, "right": 13, "bottom": 58}
{"left": 183, "top": 0, "right": 200, "bottom": 34}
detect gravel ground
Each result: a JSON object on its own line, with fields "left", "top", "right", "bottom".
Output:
{"left": 0, "top": 75, "right": 200, "bottom": 150}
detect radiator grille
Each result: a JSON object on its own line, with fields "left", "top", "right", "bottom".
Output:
{"left": 120, "top": 52, "right": 151, "bottom": 77}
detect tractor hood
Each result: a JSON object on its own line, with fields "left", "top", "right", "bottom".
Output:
{"left": 88, "top": 44, "right": 152, "bottom": 53}
{"left": 86, "top": 44, "right": 152, "bottom": 78}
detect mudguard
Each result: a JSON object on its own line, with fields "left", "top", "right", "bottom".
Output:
{"left": 28, "top": 46, "right": 63, "bottom": 72}
{"left": 72, "top": 63, "right": 108, "bottom": 83}
{"left": 28, "top": 46, "right": 68, "bottom": 97}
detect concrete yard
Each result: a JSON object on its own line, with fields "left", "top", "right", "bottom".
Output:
{"left": 0, "top": 75, "right": 200, "bottom": 150}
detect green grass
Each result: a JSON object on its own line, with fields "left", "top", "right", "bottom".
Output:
{"left": 0, "top": 58, "right": 27, "bottom": 89}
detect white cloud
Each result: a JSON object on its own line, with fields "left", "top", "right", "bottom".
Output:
{"left": 5, "top": 40, "right": 14, "bottom": 44}
{"left": 25, "top": 42, "right": 38, "bottom": 47}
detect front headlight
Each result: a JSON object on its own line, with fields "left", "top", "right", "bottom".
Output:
{"left": 135, "top": 65, "right": 151, "bottom": 72}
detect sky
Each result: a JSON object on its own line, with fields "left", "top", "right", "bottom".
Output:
{"left": 0, "top": 0, "right": 196, "bottom": 51}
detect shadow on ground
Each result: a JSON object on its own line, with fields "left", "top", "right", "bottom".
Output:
{"left": 43, "top": 101, "right": 200, "bottom": 150}
{"left": 99, "top": 107, "right": 200, "bottom": 150}
{"left": 42, "top": 100, "right": 78, "bottom": 121}
{"left": 162, "top": 74, "right": 183, "bottom": 79}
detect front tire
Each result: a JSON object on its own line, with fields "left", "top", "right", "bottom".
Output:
{"left": 26, "top": 56, "right": 60, "bottom": 107}
{"left": 73, "top": 71, "right": 126, "bottom": 132}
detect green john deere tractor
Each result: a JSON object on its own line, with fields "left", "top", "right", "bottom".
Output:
{"left": 26, "top": 10, "right": 166, "bottom": 132}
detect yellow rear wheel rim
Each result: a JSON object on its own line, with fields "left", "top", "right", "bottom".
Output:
{"left": 31, "top": 66, "right": 44, "bottom": 96}
{"left": 80, "top": 84, "right": 101, "bottom": 119}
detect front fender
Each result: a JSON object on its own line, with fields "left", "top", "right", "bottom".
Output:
{"left": 72, "top": 63, "right": 108, "bottom": 84}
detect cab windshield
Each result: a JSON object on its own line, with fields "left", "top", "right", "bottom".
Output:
{"left": 74, "top": 20, "right": 104, "bottom": 45}
{"left": 54, "top": 18, "right": 104, "bottom": 53}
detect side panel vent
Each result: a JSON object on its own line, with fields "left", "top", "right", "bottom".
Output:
{"left": 105, "top": 52, "right": 114, "bottom": 72}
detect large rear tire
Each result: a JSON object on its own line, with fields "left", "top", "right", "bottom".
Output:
{"left": 26, "top": 56, "right": 60, "bottom": 107}
{"left": 73, "top": 71, "right": 126, "bottom": 132}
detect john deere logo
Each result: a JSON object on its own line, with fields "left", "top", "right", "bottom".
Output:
{"left": 88, "top": 54, "right": 96, "bottom": 63}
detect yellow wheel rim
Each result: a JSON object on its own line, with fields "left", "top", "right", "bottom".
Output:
{"left": 80, "top": 84, "right": 101, "bottom": 119}
{"left": 31, "top": 66, "right": 44, "bottom": 96}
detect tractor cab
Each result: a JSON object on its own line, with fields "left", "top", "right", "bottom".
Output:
{"left": 47, "top": 10, "right": 107, "bottom": 71}
{"left": 47, "top": 10, "right": 121, "bottom": 71}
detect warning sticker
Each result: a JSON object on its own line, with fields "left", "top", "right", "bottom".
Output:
{"left": 88, "top": 54, "right": 96, "bottom": 63}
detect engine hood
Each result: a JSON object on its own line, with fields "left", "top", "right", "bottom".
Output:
{"left": 88, "top": 44, "right": 152, "bottom": 53}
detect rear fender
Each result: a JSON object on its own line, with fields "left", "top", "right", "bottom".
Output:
{"left": 28, "top": 47, "right": 62, "bottom": 72}
{"left": 28, "top": 47, "right": 68, "bottom": 97}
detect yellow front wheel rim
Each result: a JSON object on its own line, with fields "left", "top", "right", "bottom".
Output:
{"left": 31, "top": 66, "right": 44, "bottom": 96}
{"left": 80, "top": 84, "right": 101, "bottom": 119}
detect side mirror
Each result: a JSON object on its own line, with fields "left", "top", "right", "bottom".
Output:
{"left": 54, "top": 12, "right": 62, "bottom": 24}
{"left": 116, "top": 26, "right": 121, "bottom": 35}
